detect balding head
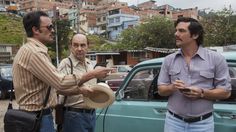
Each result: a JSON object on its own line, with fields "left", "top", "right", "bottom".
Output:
{"left": 70, "top": 33, "right": 89, "bottom": 62}
{"left": 71, "top": 33, "right": 89, "bottom": 46}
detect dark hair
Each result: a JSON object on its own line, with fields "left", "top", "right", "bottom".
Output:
{"left": 175, "top": 17, "right": 204, "bottom": 46}
{"left": 23, "top": 11, "right": 49, "bottom": 37}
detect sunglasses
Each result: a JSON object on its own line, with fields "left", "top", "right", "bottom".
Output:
{"left": 40, "top": 24, "right": 54, "bottom": 31}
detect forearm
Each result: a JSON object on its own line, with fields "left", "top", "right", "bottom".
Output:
{"left": 158, "top": 84, "right": 176, "bottom": 96}
{"left": 56, "top": 85, "right": 80, "bottom": 96}
{"left": 202, "top": 88, "right": 231, "bottom": 100}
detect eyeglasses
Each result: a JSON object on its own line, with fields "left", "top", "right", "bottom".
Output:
{"left": 40, "top": 24, "right": 54, "bottom": 31}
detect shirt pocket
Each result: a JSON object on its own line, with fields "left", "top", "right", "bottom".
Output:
{"left": 200, "top": 71, "right": 214, "bottom": 79}
{"left": 169, "top": 68, "right": 181, "bottom": 82}
{"left": 199, "top": 71, "right": 215, "bottom": 85}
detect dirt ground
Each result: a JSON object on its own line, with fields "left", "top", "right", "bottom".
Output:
{"left": 0, "top": 99, "right": 18, "bottom": 132}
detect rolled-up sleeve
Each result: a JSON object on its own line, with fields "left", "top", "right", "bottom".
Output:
{"left": 214, "top": 54, "right": 231, "bottom": 90}
{"left": 158, "top": 57, "right": 171, "bottom": 85}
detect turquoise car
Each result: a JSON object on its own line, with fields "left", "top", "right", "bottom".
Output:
{"left": 95, "top": 51, "right": 236, "bottom": 132}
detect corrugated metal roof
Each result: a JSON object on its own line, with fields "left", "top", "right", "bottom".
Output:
{"left": 145, "top": 47, "right": 178, "bottom": 53}
{"left": 95, "top": 52, "right": 120, "bottom": 55}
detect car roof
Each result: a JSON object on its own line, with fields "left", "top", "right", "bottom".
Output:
{"left": 135, "top": 57, "right": 164, "bottom": 67}
{"left": 221, "top": 51, "right": 236, "bottom": 61}
{"left": 135, "top": 51, "right": 236, "bottom": 67}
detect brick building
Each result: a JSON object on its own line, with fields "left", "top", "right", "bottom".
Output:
{"left": 172, "top": 7, "right": 199, "bottom": 20}
{"left": 79, "top": 9, "right": 97, "bottom": 34}
{"left": 0, "top": 44, "right": 19, "bottom": 63}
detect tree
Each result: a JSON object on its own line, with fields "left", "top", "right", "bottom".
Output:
{"left": 118, "top": 16, "right": 176, "bottom": 50}
{"left": 88, "top": 35, "right": 115, "bottom": 51}
{"left": 47, "top": 19, "right": 72, "bottom": 64}
{"left": 201, "top": 7, "right": 236, "bottom": 46}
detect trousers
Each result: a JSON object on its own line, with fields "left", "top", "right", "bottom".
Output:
{"left": 164, "top": 111, "right": 214, "bottom": 132}
{"left": 62, "top": 109, "right": 96, "bottom": 132}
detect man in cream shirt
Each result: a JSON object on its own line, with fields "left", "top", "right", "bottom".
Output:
{"left": 58, "top": 33, "right": 112, "bottom": 132}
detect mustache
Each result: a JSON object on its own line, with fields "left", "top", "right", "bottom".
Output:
{"left": 175, "top": 37, "right": 182, "bottom": 41}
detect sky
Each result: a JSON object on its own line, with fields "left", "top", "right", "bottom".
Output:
{"left": 119, "top": 0, "right": 236, "bottom": 11}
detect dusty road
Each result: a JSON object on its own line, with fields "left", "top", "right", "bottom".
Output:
{"left": 0, "top": 99, "right": 18, "bottom": 132}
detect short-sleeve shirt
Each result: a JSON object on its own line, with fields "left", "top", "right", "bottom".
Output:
{"left": 158, "top": 46, "right": 231, "bottom": 117}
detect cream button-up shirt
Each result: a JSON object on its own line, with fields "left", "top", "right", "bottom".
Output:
{"left": 58, "top": 54, "right": 96, "bottom": 109}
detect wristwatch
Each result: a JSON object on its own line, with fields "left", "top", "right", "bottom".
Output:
{"left": 200, "top": 89, "right": 205, "bottom": 98}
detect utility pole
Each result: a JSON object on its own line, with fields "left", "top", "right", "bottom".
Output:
{"left": 76, "top": 0, "right": 83, "bottom": 33}
{"left": 35, "top": 0, "right": 39, "bottom": 10}
{"left": 53, "top": 5, "right": 59, "bottom": 67}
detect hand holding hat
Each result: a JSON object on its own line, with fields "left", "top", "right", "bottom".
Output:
{"left": 84, "top": 83, "right": 115, "bottom": 109}
{"left": 79, "top": 85, "right": 94, "bottom": 97}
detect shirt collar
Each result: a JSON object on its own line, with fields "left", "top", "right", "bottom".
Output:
{"left": 195, "top": 46, "right": 206, "bottom": 60}
{"left": 175, "top": 46, "right": 206, "bottom": 60}
{"left": 69, "top": 53, "right": 91, "bottom": 67}
{"left": 27, "top": 38, "right": 48, "bottom": 53}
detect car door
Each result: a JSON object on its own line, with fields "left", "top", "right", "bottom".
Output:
{"left": 96, "top": 65, "right": 167, "bottom": 132}
{"left": 213, "top": 63, "right": 236, "bottom": 132}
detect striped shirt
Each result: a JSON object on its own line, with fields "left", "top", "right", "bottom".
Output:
{"left": 13, "top": 38, "right": 82, "bottom": 111}
{"left": 58, "top": 54, "right": 96, "bottom": 109}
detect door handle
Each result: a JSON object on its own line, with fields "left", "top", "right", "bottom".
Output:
{"left": 153, "top": 108, "right": 167, "bottom": 114}
{"left": 214, "top": 111, "right": 236, "bottom": 119}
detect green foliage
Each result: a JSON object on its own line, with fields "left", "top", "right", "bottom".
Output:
{"left": 201, "top": 8, "right": 236, "bottom": 46}
{"left": 118, "top": 16, "right": 176, "bottom": 50}
{"left": 47, "top": 19, "right": 73, "bottom": 61}
{"left": 0, "top": 13, "right": 24, "bottom": 45}
{"left": 88, "top": 34, "right": 106, "bottom": 45}
{"left": 117, "top": 28, "right": 140, "bottom": 50}
{"left": 88, "top": 35, "right": 115, "bottom": 51}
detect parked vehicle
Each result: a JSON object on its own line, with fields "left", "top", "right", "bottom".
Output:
{"left": 101, "top": 65, "right": 132, "bottom": 82}
{"left": 110, "top": 65, "right": 132, "bottom": 73}
{"left": 95, "top": 52, "right": 236, "bottom": 132}
{"left": 0, "top": 5, "right": 6, "bottom": 12}
{"left": 0, "top": 64, "right": 13, "bottom": 99}
{"left": 106, "top": 69, "right": 152, "bottom": 91}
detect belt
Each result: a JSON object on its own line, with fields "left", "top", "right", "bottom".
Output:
{"left": 32, "top": 108, "right": 52, "bottom": 115}
{"left": 168, "top": 110, "right": 212, "bottom": 123}
{"left": 65, "top": 107, "right": 95, "bottom": 114}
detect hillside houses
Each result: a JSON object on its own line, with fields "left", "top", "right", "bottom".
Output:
{"left": 0, "top": 0, "right": 201, "bottom": 64}
{"left": 0, "top": 0, "right": 199, "bottom": 40}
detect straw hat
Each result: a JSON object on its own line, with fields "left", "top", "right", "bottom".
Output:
{"left": 84, "top": 83, "right": 115, "bottom": 109}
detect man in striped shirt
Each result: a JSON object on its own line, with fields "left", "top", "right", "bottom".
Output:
{"left": 12, "top": 11, "right": 112, "bottom": 132}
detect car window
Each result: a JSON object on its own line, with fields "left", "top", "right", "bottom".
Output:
{"left": 124, "top": 68, "right": 160, "bottom": 100}
{"left": 229, "top": 67, "right": 236, "bottom": 78}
